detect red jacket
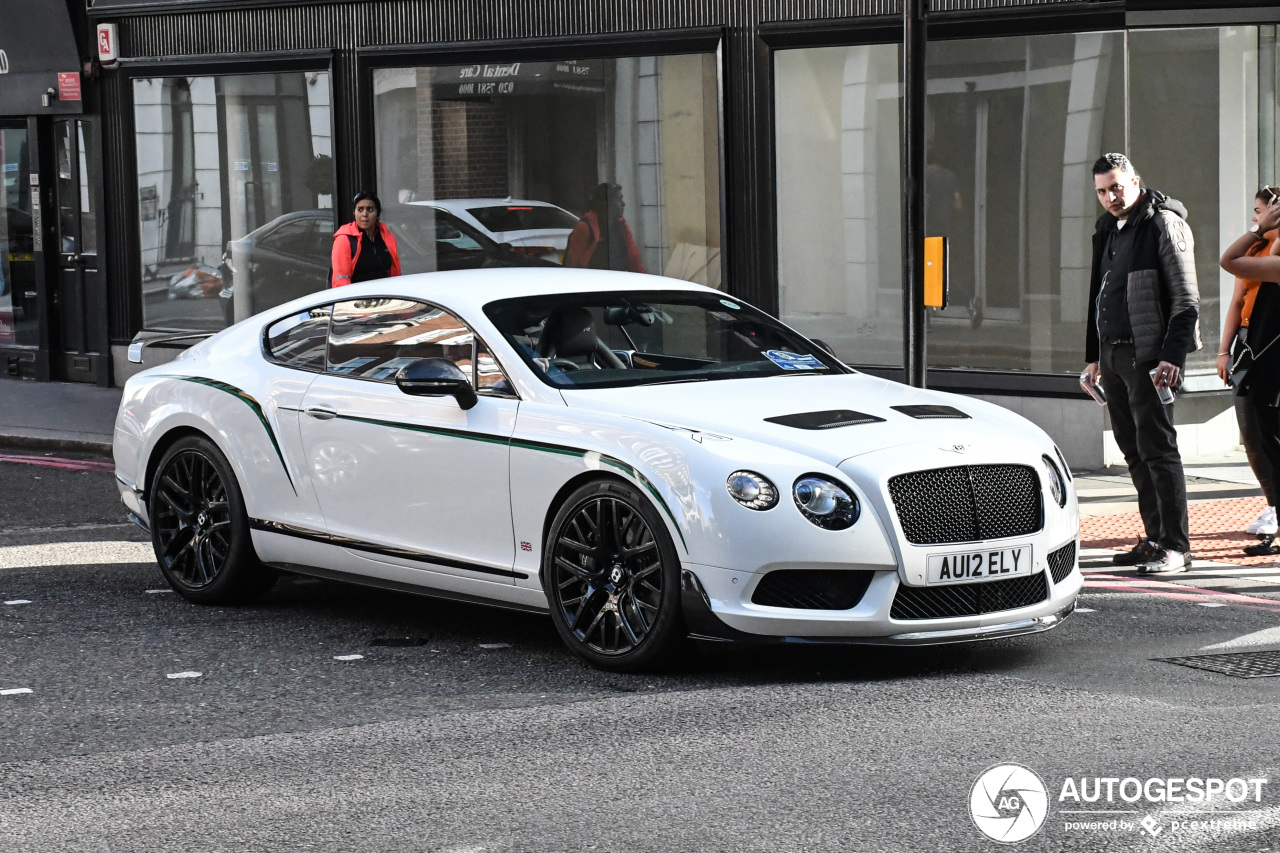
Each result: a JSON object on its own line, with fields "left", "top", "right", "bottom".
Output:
{"left": 330, "top": 221, "right": 401, "bottom": 287}
{"left": 563, "top": 211, "right": 646, "bottom": 273}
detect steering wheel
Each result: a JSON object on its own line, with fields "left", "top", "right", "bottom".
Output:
{"left": 550, "top": 358, "right": 582, "bottom": 372}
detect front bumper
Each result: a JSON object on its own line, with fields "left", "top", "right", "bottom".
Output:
{"left": 680, "top": 554, "right": 1081, "bottom": 645}
{"left": 116, "top": 475, "right": 151, "bottom": 533}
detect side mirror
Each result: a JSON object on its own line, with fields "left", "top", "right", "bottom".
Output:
{"left": 395, "top": 358, "right": 478, "bottom": 410}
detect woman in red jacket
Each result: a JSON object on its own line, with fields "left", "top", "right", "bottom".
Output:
{"left": 330, "top": 192, "right": 401, "bottom": 287}
{"left": 563, "top": 183, "right": 646, "bottom": 273}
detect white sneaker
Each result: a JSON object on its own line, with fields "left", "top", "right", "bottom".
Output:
{"left": 1247, "top": 506, "right": 1278, "bottom": 536}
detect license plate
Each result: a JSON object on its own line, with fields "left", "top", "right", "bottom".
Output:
{"left": 926, "top": 545, "right": 1032, "bottom": 585}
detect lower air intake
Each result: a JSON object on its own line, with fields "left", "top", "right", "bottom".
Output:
{"left": 890, "top": 572, "right": 1050, "bottom": 620}
{"left": 751, "top": 570, "right": 875, "bottom": 610}
{"left": 1047, "top": 541, "right": 1076, "bottom": 584}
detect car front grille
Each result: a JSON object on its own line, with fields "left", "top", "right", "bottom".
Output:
{"left": 890, "top": 572, "right": 1050, "bottom": 620}
{"left": 887, "top": 464, "right": 1042, "bottom": 545}
{"left": 751, "top": 570, "right": 875, "bottom": 610}
{"left": 1047, "top": 541, "right": 1076, "bottom": 584}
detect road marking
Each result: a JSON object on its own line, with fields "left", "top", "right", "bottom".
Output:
{"left": 0, "top": 541, "right": 153, "bottom": 569}
{"left": 1196, "top": 601, "right": 1229, "bottom": 608}
{"left": 1075, "top": 607, "right": 1097, "bottom": 613}
{"left": 479, "top": 643, "right": 511, "bottom": 649}
{"left": 333, "top": 654, "right": 364, "bottom": 661}
{"left": 4, "top": 599, "right": 32, "bottom": 605}
{"left": 1, "top": 687, "right": 33, "bottom": 696}
{"left": 166, "top": 671, "right": 203, "bottom": 679}
{"left": 0, "top": 453, "right": 114, "bottom": 472}
{"left": 1085, "top": 573, "right": 1280, "bottom": 611}
{"left": 145, "top": 589, "right": 172, "bottom": 594}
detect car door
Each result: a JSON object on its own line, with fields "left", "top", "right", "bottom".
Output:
{"left": 298, "top": 297, "right": 520, "bottom": 580}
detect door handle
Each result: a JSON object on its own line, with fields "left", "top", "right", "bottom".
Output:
{"left": 305, "top": 407, "right": 337, "bottom": 420}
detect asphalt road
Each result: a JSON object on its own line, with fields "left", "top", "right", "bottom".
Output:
{"left": 2, "top": 455, "right": 1279, "bottom": 852}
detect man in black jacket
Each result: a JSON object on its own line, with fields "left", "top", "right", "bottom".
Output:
{"left": 1082, "top": 153, "right": 1201, "bottom": 575}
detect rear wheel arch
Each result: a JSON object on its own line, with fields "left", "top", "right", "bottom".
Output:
{"left": 143, "top": 426, "right": 211, "bottom": 503}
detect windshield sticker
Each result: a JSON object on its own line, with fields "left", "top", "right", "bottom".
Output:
{"left": 719, "top": 299, "right": 741, "bottom": 310}
{"left": 763, "top": 350, "right": 824, "bottom": 371}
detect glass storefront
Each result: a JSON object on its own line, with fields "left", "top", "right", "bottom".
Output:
{"left": 132, "top": 71, "right": 333, "bottom": 331}
{"left": 372, "top": 53, "right": 721, "bottom": 286}
{"left": 1, "top": 126, "right": 37, "bottom": 347}
{"left": 777, "top": 27, "right": 1273, "bottom": 378}
{"left": 775, "top": 43, "right": 903, "bottom": 366}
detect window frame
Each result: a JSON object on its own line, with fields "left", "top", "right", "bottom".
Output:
{"left": 260, "top": 295, "right": 520, "bottom": 399}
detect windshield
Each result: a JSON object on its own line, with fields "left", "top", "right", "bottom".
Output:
{"left": 484, "top": 290, "right": 849, "bottom": 389}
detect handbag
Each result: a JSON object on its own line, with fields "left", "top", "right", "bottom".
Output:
{"left": 1229, "top": 327, "right": 1252, "bottom": 390}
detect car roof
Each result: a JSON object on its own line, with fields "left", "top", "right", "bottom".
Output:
{"left": 313, "top": 268, "right": 722, "bottom": 317}
{"left": 408, "top": 198, "right": 570, "bottom": 212}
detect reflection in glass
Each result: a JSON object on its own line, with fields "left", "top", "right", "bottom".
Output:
{"left": 133, "top": 71, "right": 333, "bottom": 331}
{"left": 0, "top": 127, "right": 38, "bottom": 346}
{"left": 775, "top": 44, "right": 904, "bottom": 367}
{"left": 372, "top": 55, "right": 721, "bottom": 286}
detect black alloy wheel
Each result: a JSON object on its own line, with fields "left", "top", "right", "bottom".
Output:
{"left": 545, "top": 479, "right": 683, "bottom": 671}
{"left": 149, "top": 435, "right": 274, "bottom": 604}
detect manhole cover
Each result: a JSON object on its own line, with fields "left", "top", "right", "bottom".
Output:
{"left": 1156, "top": 649, "right": 1280, "bottom": 678}
{"left": 370, "top": 637, "right": 431, "bottom": 647}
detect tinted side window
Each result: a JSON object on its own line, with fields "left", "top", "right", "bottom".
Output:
{"left": 265, "top": 305, "right": 333, "bottom": 371}
{"left": 327, "top": 298, "right": 479, "bottom": 383}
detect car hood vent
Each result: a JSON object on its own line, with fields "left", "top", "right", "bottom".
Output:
{"left": 891, "top": 405, "right": 970, "bottom": 420}
{"left": 763, "top": 409, "right": 885, "bottom": 430}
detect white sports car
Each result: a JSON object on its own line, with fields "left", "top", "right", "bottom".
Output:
{"left": 114, "top": 269, "right": 1081, "bottom": 670}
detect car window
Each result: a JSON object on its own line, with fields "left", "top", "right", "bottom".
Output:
{"left": 380, "top": 205, "right": 496, "bottom": 274}
{"left": 326, "top": 297, "right": 513, "bottom": 394}
{"left": 264, "top": 305, "right": 333, "bottom": 372}
{"left": 307, "top": 217, "right": 335, "bottom": 258}
{"left": 467, "top": 205, "right": 579, "bottom": 232}
{"left": 435, "top": 212, "right": 485, "bottom": 254}
{"left": 484, "top": 290, "right": 848, "bottom": 389}
{"left": 257, "top": 219, "right": 312, "bottom": 255}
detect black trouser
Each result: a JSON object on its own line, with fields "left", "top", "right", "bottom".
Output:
{"left": 1235, "top": 394, "right": 1276, "bottom": 506}
{"left": 1099, "top": 342, "right": 1190, "bottom": 553}
{"left": 1246, "top": 394, "right": 1280, "bottom": 515}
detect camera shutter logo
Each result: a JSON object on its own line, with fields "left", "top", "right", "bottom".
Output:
{"left": 969, "top": 764, "right": 1049, "bottom": 843}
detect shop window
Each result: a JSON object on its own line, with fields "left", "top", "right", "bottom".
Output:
{"left": 0, "top": 126, "right": 38, "bottom": 347}
{"left": 132, "top": 71, "right": 333, "bottom": 331}
{"left": 921, "top": 32, "right": 1126, "bottom": 373}
{"left": 372, "top": 54, "right": 722, "bottom": 286}
{"left": 774, "top": 43, "right": 905, "bottom": 367}
{"left": 779, "top": 28, "right": 1272, "bottom": 379}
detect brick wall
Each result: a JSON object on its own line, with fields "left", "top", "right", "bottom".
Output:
{"left": 433, "top": 101, "right": 509, "bottom": 199}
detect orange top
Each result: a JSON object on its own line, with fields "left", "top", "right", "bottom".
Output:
{"left": 1239, "top": 237, "right": 1275, "bottom": 325}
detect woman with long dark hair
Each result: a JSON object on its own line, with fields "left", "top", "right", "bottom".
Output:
{"left": 331, "top": 192, "right": 401, "bottom": 287}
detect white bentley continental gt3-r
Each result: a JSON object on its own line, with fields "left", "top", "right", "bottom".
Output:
{"left": 114, "top": 269, "right": 1081, "bottom": 670}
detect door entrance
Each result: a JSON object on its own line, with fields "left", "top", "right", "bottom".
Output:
{"left": 50, "top": 117, "right": 108, "bottom": 384}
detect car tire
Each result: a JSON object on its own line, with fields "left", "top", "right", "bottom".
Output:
{"left": 148, "top": 435, "right": 275, "bottom": 604}
{"left": 543, "top": 478, "right": 684, "bottom": 671}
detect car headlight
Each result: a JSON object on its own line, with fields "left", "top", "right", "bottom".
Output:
{"left": 792, "top": 475, "right": 859, "bottom": 530}
{"left": 726, "top": 471, "right": 778, "bottom": 510}
{"left": 1053, "top": 444, "right": 1072, "bottom": 482}
{"left": 1041, "top": 455, "right": 1066, "bottom": 507}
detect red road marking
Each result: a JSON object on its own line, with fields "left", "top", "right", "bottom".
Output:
{"left": 1083, "top": 573, "right": 1280, "bottom": 613}
{"left": 0, "top": 453, "right": 114, "bottom": 473}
